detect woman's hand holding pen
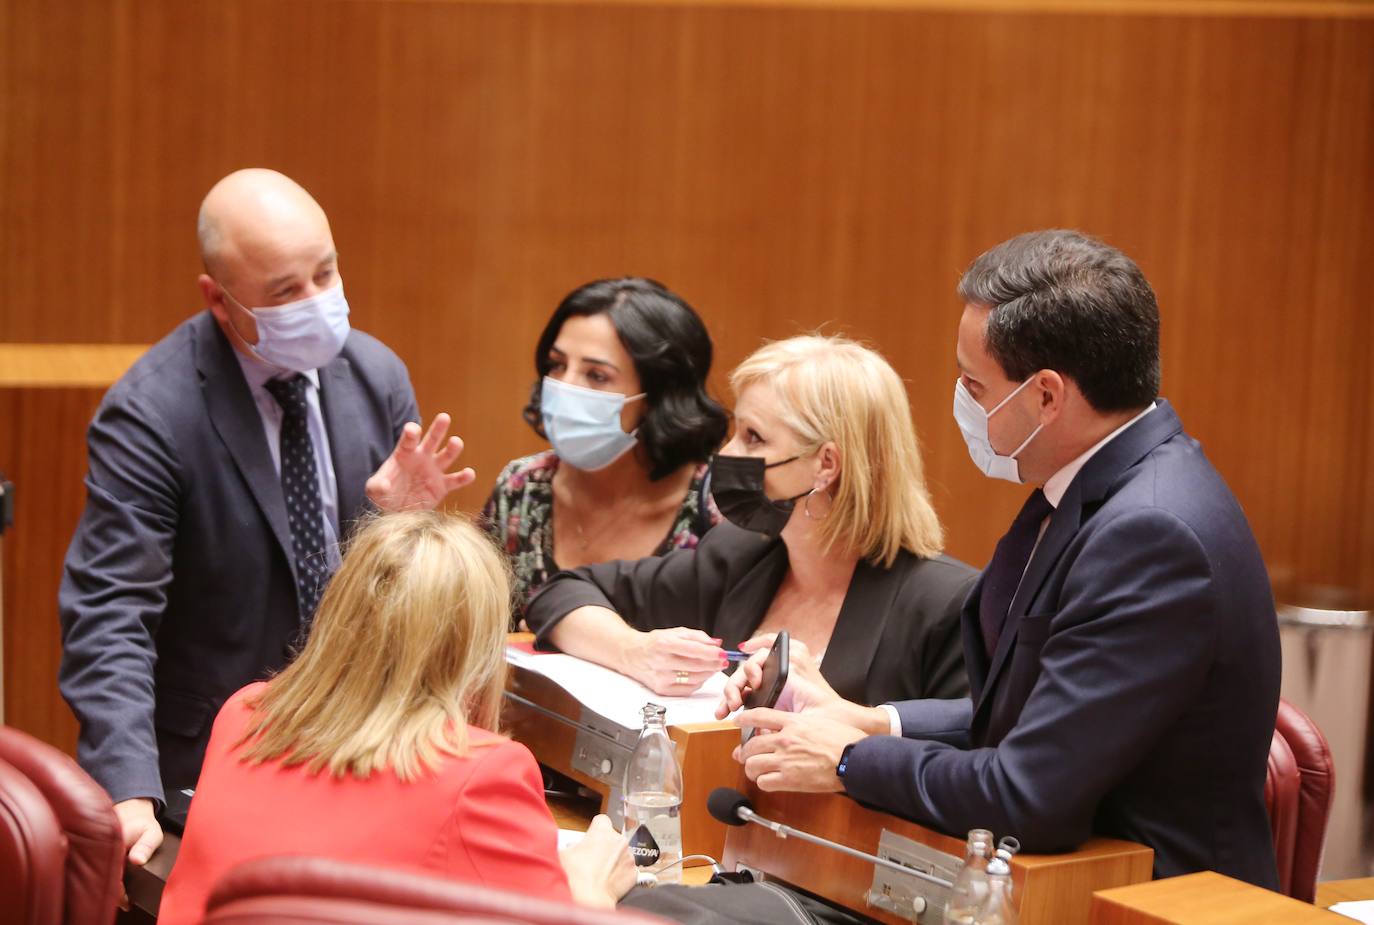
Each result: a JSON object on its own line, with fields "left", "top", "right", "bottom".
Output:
{"left": 622, "top": 626, "right": 727, "bottom": 695}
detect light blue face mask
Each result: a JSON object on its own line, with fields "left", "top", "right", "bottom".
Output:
{"left": 541, "top": 377, "right": 647, "bottom": 471}
{"left": 222, "top": 282, "right": 351, "bottom": 373}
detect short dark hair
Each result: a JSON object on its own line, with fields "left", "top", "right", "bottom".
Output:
{"left": 957, "top": 230, "right": 1161, "bottom": 412}
{"left": 523, "top": 277, "right": 729, "bottom": 480}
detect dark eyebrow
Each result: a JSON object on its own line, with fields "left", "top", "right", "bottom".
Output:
{"left": 548, "top": 344, "right": 620, "bottom": 373}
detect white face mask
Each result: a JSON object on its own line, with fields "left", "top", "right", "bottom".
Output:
{"left": 222, "top": 283, "right": 351, "bottom": 373}
{"left": 952, "top": 376, "right": 1043, "bottom": 483}
{"left": 540, "top": 377, "right": 647, "bottom": 471}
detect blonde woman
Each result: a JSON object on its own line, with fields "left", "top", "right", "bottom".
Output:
{"left": 158, "top": 512, "right": 634, "bottom": 925}
{"left": 525, "top": 335, "right": 975, "bottom": 706}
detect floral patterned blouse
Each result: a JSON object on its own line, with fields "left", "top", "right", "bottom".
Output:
{"left": 481, "top": 451, "right": 722, "bottom": 626}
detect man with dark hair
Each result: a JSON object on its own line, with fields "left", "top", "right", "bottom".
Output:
{"left": 732, "top": 229, "right": 1281, "bottom": 888}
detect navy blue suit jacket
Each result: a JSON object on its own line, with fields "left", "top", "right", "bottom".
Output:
{"left": 58, "top": 311, "right": 418, "bottom": 805}
{"left": 842, "top": 402, "right": 1281, "bottom": 888}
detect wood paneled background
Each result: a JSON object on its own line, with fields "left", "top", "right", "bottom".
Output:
{"left": 2, "top": 0, "right": 1373, "bottom": 752}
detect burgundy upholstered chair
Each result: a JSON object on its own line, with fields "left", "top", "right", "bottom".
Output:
{"left": 0, "top": 726, "right": 124, "bottom": 925}
{"left": 202, "top": 855, "right": 673, "bottom": 925}
{"left": 1264, "top": 723, "right": 1300, "bottom": 897}
{"left": 1270, "top": 699, "right": 1335, "bottom": 903}
{"left": 0, "top": 757, "right": 66, "bottom": 925}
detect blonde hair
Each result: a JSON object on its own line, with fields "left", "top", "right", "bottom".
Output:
{"left": 730, "top": 335, "right": 944, "bottom": 566}
{"left": 238, "top": 511, "right": 511, "bottom": 781}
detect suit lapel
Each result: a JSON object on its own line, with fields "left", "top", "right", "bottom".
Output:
{"left": 817, "top": 557, "right": 895, "bottom": 702}
{"left": 970, "top": 401, "right": 1186, "bottom": 724}
{"left": 973, "top": 497, "right": 1082, "bottom": 720}
{"left": 319, "top": 353, "right": 372, "bottom": 527}
{"left": 194, "top": 313, "right": 297, "bottom": 584}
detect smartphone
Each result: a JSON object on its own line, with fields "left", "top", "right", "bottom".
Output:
{"left": 740, "top": 631, "right": 789, "bottom": 745}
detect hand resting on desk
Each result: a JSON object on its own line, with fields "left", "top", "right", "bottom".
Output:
{"left": 549, "top": 605, "right": 726, "bottom": 695}
{"left": 557, "top": 813, "right": 637, "bottom": 908}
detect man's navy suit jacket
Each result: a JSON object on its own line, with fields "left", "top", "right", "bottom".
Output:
{"left": 843, "top": 402, "right": 1281, "bottom": 889}
{"left": 58, "top": 311, "right": 418, "bottom": 805}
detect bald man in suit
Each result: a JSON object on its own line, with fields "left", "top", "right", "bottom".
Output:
{"left": 59, "top": 169, "right": 474, "bottom": 865}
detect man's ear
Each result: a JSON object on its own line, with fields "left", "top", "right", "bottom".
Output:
{"left": 1035, "top": 370, "right": 1068, "bottom": 425}
{"left": 199, "top": 274, "right": 228, "bottom": 323}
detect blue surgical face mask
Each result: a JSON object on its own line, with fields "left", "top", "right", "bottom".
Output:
{"left": 540, "top": 377, "right": 647, "bottom": 471}
{"left": 222, "top": 282, "right": 351, "bottom": 373}
{"left": 952, "top": 376, "right": 1043, "bottom": 483}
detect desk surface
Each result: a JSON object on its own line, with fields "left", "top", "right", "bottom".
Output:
{"left": 1319, "top": 877, "right": 1374, "bottom": 907}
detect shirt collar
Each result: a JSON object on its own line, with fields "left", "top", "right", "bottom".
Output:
{"left": 1042, "top": 402, "right": 1156, "bottom": 508}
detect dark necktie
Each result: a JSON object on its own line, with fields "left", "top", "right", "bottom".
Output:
{"left": 979, "top": 488, "right": 1054, "bottom": 657}
{"left": 265, "top": 375, "right": 329, "bottom": 624}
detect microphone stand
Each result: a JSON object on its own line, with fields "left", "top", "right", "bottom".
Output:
{"left": 736, "top": 805, "right": 953, "bottom": 890}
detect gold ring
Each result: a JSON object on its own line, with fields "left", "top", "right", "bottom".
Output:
{"left": 675, "top": 670, "right": 690, "bottom": 684}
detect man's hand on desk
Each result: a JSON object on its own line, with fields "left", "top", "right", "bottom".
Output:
{"left": 114, "top": 797, "right": 163, "bottom": 865}
{"left": 366, "top": 413, "right": 476, "bottom": 512}
{"left": 558, "top": 814, "right": 637, "bottom": 908}
{"left": 733, "top": 710, "right": 866, "bottom": 793}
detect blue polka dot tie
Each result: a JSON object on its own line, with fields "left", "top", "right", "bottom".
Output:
{"left": 265, "top": 375, "right": 329, "bottom": 623}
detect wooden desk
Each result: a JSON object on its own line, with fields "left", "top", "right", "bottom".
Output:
{"left": 1090, "top": 871, "right": 1347, "bottom": 923}
{"left": 725, "top": 787, "right": 1153, "bottom": 925}
{"left": 1318, "top": 877, "right": 1374, "bottom": 907}
{"left": 502, "top": 639, "right": 741, "bottom": 865}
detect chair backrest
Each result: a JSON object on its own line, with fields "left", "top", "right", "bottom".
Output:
{"left": 203, "top": 855, "right": 673, "bottom": 925}
{"left": 1273, "top": 699, "right": 1335, "bottom": 903}
{"left": 1264, "top": 725, "right": 1299, "bottom": 896}
{"left": 0, "top": 726, "right": 123, "bottom": 925}
{"left": 0, "top": 757, "right": 67, "bottom": 925}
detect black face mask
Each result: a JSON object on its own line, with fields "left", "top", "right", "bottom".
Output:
{"left": 708, "top": 454, "right": 810, "bottom": 538}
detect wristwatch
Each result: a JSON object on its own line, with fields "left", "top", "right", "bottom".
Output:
{"left": 835, "top": 742, "right": 857, "bottom": 780}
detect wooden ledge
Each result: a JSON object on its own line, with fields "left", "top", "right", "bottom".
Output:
{"left": 0, "top": 344, "right": 148, "bottom": 388}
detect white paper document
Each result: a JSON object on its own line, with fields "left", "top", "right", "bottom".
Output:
{"left": 506, "top": 645, "right": 730, "bottom": 729}
{"left": 1331, "top": 901, "right": 1374, "bottom": 924}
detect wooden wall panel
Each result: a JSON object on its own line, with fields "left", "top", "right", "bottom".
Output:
{"left": 2, "top": 0, "right": 1373, "bottom": 746}
{"left": 0, "top": 387, "right": 106, "bottom": 755}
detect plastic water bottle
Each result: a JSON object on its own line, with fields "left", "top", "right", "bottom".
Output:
{"left": 945, "top": 828, "right": 994, "bottom": 924}
{"left": 974, "top": 838, "right": 1021, "bottom": 925}
{"left": 623, "top": 703, "right": 683, "bottom": 883}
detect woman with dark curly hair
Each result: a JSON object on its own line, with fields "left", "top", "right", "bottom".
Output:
{"left": 482, "top": 278, "right": 730, "bottom": 623}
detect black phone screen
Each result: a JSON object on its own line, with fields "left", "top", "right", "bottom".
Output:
{"left": 740, "top": 631, "right": 789, "bottom": 744}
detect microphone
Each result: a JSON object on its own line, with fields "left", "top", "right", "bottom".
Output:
{"left": 706, "top": 787, "right": 952, "bottom": 891}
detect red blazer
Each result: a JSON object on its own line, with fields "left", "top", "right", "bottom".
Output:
{"left": 159, "top": 683, "right": 571, "bottom": 925}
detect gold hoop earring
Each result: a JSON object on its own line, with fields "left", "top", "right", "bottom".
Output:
{"left": 803, "top": 488, "right": 833, "bottom": 521}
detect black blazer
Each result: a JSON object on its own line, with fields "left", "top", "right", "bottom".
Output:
{"left": 842, "top": 403, "right": 1281, "bottom": 889}
{"left": 58, "top": 311, "right": 418, "bottom": 805}
{"left": 526, "top": 521, "right": 975, "bottom": 706}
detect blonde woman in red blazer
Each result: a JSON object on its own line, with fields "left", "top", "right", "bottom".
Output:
{"left": 159, "top": 512, "right": 634, "bottom": 925}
